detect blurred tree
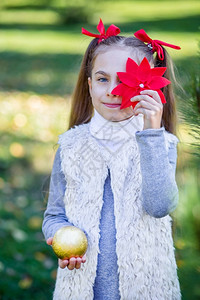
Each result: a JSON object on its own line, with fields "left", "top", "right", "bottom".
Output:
{"left": 0, "top": 0, "right": 94, "bottom": 24}
{"left": 179, "top": 45, "right": 200, "bottom": 164}
{"left": 56, "top": 2, "right": 92, "bottom": 24}
{"left": 0, "top": 0, "right": 54, "bottom": 9}
{"left": 178, "top": 45, "right": 200, "bottom": 251}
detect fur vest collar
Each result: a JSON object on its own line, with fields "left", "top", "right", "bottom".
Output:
{"left": 53, "top": 123, "right": 180, "bottom": 300}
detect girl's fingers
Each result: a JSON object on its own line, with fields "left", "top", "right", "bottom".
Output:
{"left": 81, "top": 254, "right": 86, "bottom": 263}
{"left": 59, "top": 258, "right": 69, "bottom": 269}
{"left": 75, "top": 257, "right": 82, "bottom": 269}
{"left": 132, "top": 94, "right": 163, "bottom": 129}
{"left": 139, "top": 90, "right": 162, "bottom": 104}
{"left": 134, "top": 100, "right": 162, "bottom": 113}
{"left": 131, "top": 95, "right": 162, "bottom": 108}
{"left": 59, "top": 255, "right": 86, "bottom": 270}
{"left": 67, "top": 257, "right": 76, "bottom": 270}
{"left": 131, "top": 91, "right": 163, "bottom": 121}
{"left": 134, "top": 104, "right": 162, "bottom": 118}
{"left": 134, "top": 107, "right": 155, "bottom": 117}
{"left": 131, "top": 90, "right": 162, "bottom": 105}
{"left": 133, "top": 106, "right": 162, "bottom": 129}
{"left": 46, "top": 237, "right": 53, "bottom": 245}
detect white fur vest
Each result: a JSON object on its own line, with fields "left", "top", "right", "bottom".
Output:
{"left": 53, "top": 123, "right": 181, "bottom": 300}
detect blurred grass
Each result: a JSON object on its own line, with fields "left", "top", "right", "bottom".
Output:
{"left": 0, "top": 1, "right": 200, "bottom": 299}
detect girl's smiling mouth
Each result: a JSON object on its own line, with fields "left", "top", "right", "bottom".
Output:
{"left": 103, "top": 103, "right": 121, "bottom": 108}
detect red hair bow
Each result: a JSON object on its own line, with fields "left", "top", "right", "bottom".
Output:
{"left": 82, "top": 19, "right": 120, "bottom": 44}
{"left": 134, "top": 29, "right": 181, "bottom": 60}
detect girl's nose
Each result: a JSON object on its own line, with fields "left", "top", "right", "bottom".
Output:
{"left": 107, "top": 91, "right": 118, "bottom": 97}
{"left": 107, "top": 82, "right": 118, "bottom": 97}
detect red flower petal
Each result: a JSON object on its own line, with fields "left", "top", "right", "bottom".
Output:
{"left": 150, "top": 76, "right": 171, "bottom": 90}
{"left": 126, "top": 58, "right": 139, "bottom": 74}
{"left": 150, "top": 67, "right": 167, "bottom": 77}
{"left": 131, "top": 100, "right": 139, "bottom": 109}
{"left": 120, "top": 92, "right": 139, "bottom": 109}
{"left": 111, "top": 83, "right": 124, "bottom": 96}
{"left": 157, "top": 89, "right": 166, "bottom": 104}
{"left": 120, "top": 87, "right": 138, "bottom": 109}
{"left": 138, "top": 57, "right": 151, "bottom": 81}
{"left": 117, "top": 72, "right": 138, "bottom": 87}
{"left": 121, "top": 99, "right": 139, "bottom": 109}
{"left": 120, "top": 99, "right": 132, "bottom": 109}
{"left": 122, "top": 86, "right": 135, "bottom": 100}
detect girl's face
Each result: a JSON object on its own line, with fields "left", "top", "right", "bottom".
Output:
{"left": 88, "top": 47, "right": 137, "bottom": 122}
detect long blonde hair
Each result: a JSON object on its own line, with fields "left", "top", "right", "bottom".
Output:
{"left": 68, "top": 36, "right": 177, "bottom": 134}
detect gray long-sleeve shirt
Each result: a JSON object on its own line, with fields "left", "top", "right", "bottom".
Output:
{"left": 42, "top": 128, "right": 179, "bottom": 299}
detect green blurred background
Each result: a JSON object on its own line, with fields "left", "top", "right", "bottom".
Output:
{"left": 0, "top": 0, "right": 199, "bottom": 299}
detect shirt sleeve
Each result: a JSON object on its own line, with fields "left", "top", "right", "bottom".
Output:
{"left": 135, "top": 127, "right": 179, "bottom": 218}
{"left": 42, "top": 147, "right": 72, "bottom": 240}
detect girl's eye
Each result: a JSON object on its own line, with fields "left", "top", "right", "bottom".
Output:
{"left": 98, "top": 77, "right": 108, "bottom": 82}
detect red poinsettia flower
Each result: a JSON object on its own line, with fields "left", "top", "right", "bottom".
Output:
{"left": 111, "top": 57, "right": 171, "bottom": 109}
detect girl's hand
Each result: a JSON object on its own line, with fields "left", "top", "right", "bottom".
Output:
{"left": 46, "top": 237, "right": 86, "bottom": 270}
{"left": 58, "top": 255, "right": 86, "bottom": 270}
{"left": 131, "top": 90, "right": 163, "bottom": 130}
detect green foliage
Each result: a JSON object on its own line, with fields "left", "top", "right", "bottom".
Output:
{"left": 0, "top": 92, "right": 66, "bottom": 299}
{"left": 0, "top": 0, "right": 53, "bottom": 9}
{"left": 58, "top": 5, "right": 91, "bottom": 24}
{"left": 177, "top": 45, "right": 200, "bottom": 165}
{"left": 174, "top": 168, "right": 200, "bottom": 299}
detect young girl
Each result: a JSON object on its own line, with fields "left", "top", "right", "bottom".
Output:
{"left": 42, "top": 19, "right": 181, "bottom": 300}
